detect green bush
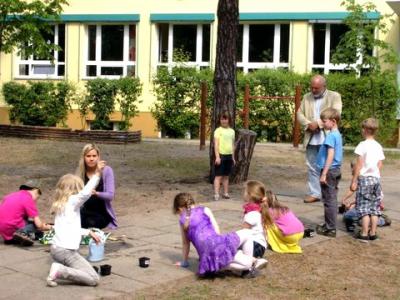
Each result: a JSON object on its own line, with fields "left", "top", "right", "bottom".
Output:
{"left": 3, "top": 81, "right": 73, "bottom": 126}
{"left": 152, "top": 66, "right": 213, "bottom": 138}
{"left": 82, "top": 77, "right": 142, "bottom": 130}
{"left": 85, "top": 78, "right": 116, "bottom": 130}
{"left": 326, "top": 72, "right": 399, "bottom": 146}
{"left": 116, "top": 77, "right": 142, "bottom": 130}
{"left": 237, "top": 69, "right": 309, "bottom": 142}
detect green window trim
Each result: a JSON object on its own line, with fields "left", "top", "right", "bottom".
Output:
{"left": 150, "top": 13, "right": 214, "bottom": 22}
{"left": 60, "top": 14, "right": 140, "bottom": 22}
{"left": 239, "top": 12, "right": 380, "bottom": 21}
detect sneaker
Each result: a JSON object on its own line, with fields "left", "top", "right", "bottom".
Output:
{"left": 12, "top": 231, "right": 34, "bottom": 246}
{"left": 46, "top": 262, "right": 62, "bottom": 287}
{"left": 316, "top": 224, "right": 336, "bottom": 238}
{"left": 355, "top": 231, "right": 369, "bottom": 243}
{"left": 304, "top": 228, "right": 315, "bottom": 238}
{"left": 369, "top": 234, "right": 379, "bottom": 241}
{"left": 214, "top": 194, "right": 220, "bottom": 201}
{"left": 222, "top": 193, "right": 230, "bottom": 199}
{"left": 241, "top": 267, "right": 259, "bottom": 279}
{"left": 381, "top": 214, "right": 391, "bottom": 226}
{"left": 254, "top": 258, "right": 268, "bottom": 270}
{"left": 304, "top": 195, "right": 320, "bottom": 203}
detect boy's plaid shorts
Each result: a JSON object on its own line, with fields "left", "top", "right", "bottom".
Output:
{"left": 356, "top": 176, "right": 382, "bottom": 217}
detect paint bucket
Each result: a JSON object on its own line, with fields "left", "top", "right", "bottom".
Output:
{"left": 139, "top": 257, "right": 150, "bottom": 268}
{"left": 87, "top": 241, "right": 105, "bottom": 262}
{"left": 100, "top": 264, "right": 112, "bottom": 276}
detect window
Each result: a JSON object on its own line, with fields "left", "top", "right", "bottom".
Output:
{"left": 237, "top": 23, "right": 290, "bottom": 73}
{"left": 157, "top": 23, "right": 211, "bottom": 69}
{"left": 86, "top": 24, "right": 136, "bottom": 78}
{"left": 17, "top": 24, "right": 65, "bottom": 78}
{"left": 311, "top": 23, "right": 360, "bottom": 74}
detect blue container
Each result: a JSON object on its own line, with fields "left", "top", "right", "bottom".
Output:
{"left": 87, "top": 241, "right": 105, "bottom": 262}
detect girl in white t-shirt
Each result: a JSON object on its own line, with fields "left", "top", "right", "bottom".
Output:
{"left": 242, "top": 180, "right": 268, "bottom": 258}
{"left": 46, "top": 162, "right": 105, "bottom": 287}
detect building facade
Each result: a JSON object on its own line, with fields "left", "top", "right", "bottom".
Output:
{"left": 0, "top": 0, "right": 398, "bottom": 137}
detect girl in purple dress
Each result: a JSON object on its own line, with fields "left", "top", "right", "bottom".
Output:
{"left": 173, "top": 193, "right": 267, "bottom": 277}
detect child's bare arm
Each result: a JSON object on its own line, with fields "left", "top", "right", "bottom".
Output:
{"left": 320, "top": 148, "right": 334, "bottom": 184}
{"left": 33, "top": 216, "right": 52, "bottom": 231}
{"left": 214, "top": 137, "right": 221, "bottom": 165}
{"left": 204, "top": 207, "right": 220, "bottom": 234}
{"left": 351, "top": 155, "right": 363, "bottom": 191}
{"left": 242, "top": 222, "right": 252, "bottom": 229}
{"left": 232, "top": 139, "right": 236, "bottom": 165}
{"left": 341, "top": 189, "right": 354, "bottom": 204}
{"left": 174, "top": 225, "right": 190, "bottom": 267}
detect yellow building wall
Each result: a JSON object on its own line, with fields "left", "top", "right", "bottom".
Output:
{"left": 0, "top": 0, "right": 399, "bottom": 137}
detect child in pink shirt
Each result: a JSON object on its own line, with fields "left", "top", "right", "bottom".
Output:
{"left": 264, "top": 191, "right": 304, "bottom": 253}
{"left": 0, "top": 179, "right": 52, "bottom": 246}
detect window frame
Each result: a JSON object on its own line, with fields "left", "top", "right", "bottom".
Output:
{"left": 15, "top": 24, "right": 66, "bottom": 79}
{"left": 310, "top": 22, "right": 364, "bottom": 74}
{"left": 156, "top": 23, "right": 211, "bottom": 70}
{"left": 84, "top": 23, "right": 137, "bottom": 79}
{"left": 237, "top": 23, "right": 290, "bottom": 73}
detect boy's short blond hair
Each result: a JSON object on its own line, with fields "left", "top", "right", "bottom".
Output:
{"left": 320, "top": 108, "right": 340, "bottom": 123}
{"left": 361, "top": 118, "right": 379, "bottom": 135}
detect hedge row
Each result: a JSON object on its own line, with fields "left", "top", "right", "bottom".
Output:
{"left": 2, "top": 77, "right": 142, "bottom": 131}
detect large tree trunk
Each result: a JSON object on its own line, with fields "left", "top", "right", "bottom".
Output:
{"left": 230, "top": 129, "right": 257, "bottom": 183}
{"left": 209, "top": 0, "right": 239, "bottom": 183}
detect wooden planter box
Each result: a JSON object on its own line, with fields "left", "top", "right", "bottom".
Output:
{"left": 0, "top": 124, "right": 141, "bottom": 144}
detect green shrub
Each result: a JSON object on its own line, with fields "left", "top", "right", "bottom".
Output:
{"left": 85, "top": 78, "right": 116, "bottom": 130}
{"left": 237, "top": 69, "right": 309, "bottom": 142}
{"left": 3, "top": 81, "right": 73, "bottom": 126}
{"left": 326, "top": 72, "right": 399, "bottom": 146}
{"left": 152, "top": 66, "right": 213, "bottom": 138}
{"left": 81, "top": 77, "right": 143, "bottom": 130}
{"left": 116, "top": 77, "right": 142, "bottom": 130}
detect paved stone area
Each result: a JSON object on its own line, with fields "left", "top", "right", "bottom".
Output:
{"left": 0, "top": 175, "right": 398, "bottom": 300}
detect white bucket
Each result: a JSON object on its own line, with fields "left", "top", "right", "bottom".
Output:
{"left": 87, "top": 241, "right": 105, "bottom": 262}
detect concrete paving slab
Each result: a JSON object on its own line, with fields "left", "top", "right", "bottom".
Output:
{"left": 0, "top": 266, "right": 14, "bottom": 277}
{"left": 0, "top": 246, "right": 48, "bottom": 267}
{"left": 139, "top": 232, "right": 182, "bottom": 248}
{"left": 0, "top": 272, "right": 121, "bottom": 300}
{"left": 104, "top": 255, "right": 196, "bottom": 287}
{"left": 112, "top": 225, "right": 166, "bottom": 239}
{"left": 8, "top": 256, "right": 52, "bottom": 278}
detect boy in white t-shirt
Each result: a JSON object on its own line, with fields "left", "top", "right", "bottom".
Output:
{"left": 351, "top": 118, "right": 385, "bottom": 242}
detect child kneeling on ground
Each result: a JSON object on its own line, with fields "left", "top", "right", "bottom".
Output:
{"left": 341, "top": 162, "right": 390, "bottom": 232}
{"left": 46, "top": 161, "right": 105, "bottom": 287}
{"left": 173, "top": 193, "right": 267, "bottom": 278}
{"left": 263, "top": 190, "right": 304, "bottom": 253}
{"left": 0, "top": 179, "right": 52, "bottom": 246}
{"left": 241, "top": 180, "right": 268, "bottom": 258}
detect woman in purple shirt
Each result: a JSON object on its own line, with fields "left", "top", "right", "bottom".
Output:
{"left": 77, "top": 144, "right": 117, "bottom": 229}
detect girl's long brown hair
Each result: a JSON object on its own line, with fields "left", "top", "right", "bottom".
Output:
{"left": 264, "top": 190, "right": 289, "bottom": 226}
{"left": 245, "top": 181, "right": 289, "bottom": 228}
{"left": 173, "top": 193, "right": 195, "bottom": 231}
{"left": 245, "top": 180, "right": 273, "bottom": 227}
